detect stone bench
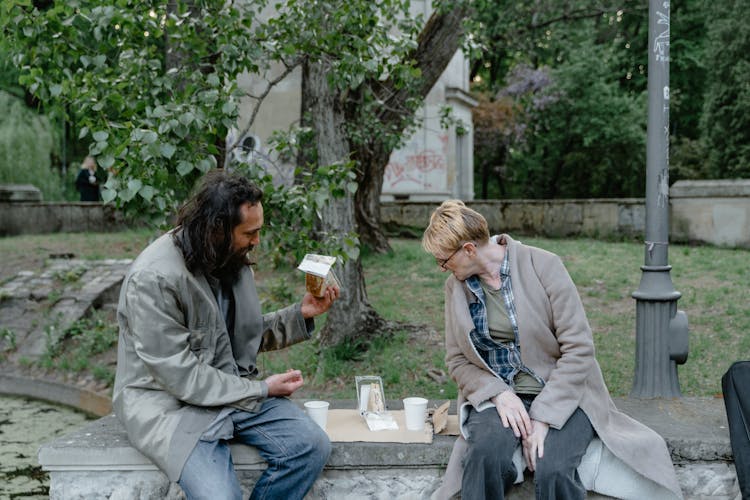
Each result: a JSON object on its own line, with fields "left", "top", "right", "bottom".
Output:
{"left": 38, "top": 398, "right": 741, "bottom": 499}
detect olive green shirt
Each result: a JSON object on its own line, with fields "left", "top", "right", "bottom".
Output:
{"left": 480, "top": 281, "right": 542, "bottom": 395}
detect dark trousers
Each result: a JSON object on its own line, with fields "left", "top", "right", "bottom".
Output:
{"left": 461, "top": 396, "right": 595, "bottom": 500}
{"left": 722, "top": 361, "right": 750, "bottom": 499}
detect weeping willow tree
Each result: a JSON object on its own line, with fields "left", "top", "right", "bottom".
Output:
{"left": 0, "top": 91, "right": 62, "bottom": 200}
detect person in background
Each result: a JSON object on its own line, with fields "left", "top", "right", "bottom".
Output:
{"left": 75, "top": 156, "right": 100, "bottom": 201}
{"left": 113, "top": 169, "right": 339, "bottom": 499}
{"left": 423, "top": 200, "right": 682, "bottom": 500}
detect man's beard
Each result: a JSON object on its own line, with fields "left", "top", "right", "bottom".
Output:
{"left": 213, "top": 246, "right": 253, "bottom": 284}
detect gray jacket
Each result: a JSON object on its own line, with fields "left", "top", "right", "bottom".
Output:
{"left": 112, "top": 232, "right": 311, "bottom": 481}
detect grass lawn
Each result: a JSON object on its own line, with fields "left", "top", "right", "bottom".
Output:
{"left": 260, "top": 237, "right": 750, "bottom": 400}
{"left": 1, "top": 231, "right": 747, "bottom": 401}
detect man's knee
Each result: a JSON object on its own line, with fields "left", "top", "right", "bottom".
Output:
{"left": 314, "top": 428, "right": 332, "bottom": 463}
{"left": 302, "top": 423, "right": 331, "bottom": 468}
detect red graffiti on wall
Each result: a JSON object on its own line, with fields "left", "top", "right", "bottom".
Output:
{"left": 385, "top": 148, "right": 446, "bottom": 189}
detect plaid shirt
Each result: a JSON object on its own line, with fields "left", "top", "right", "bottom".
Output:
{"left": 466, "top": 247, "right": 544, "bottom": 389}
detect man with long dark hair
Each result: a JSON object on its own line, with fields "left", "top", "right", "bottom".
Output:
{"left": 113, "top": 169, "right": 339, "bottom": 499}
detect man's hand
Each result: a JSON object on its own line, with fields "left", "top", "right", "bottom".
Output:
{"left": 522, "top": 419, "right": 549, "bottom": 471}
{"left": 300, "top": 285, "right": 340, "bottom": 319}
{"left": 491, "top": 390, "right": 532, "bottom": 439}
{"left": 265, "top": 369, "right": 304, "bottom": 397}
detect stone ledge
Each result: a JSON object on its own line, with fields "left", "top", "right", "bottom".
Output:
{"left": 612, "top": 397, "right": 732, "bottom": 463}
{"left": 0, "top": 184, "right": 42, "bottom": 202}
{"left": 671, "top": 179, "right": 750, "bottom": 198}
{"left": 36, "top": 398, "right": 741, "bottom": 499}
{"left": 40, "top": 409, "right": 458, "bottom": 500}
{"left": 38, "top": 412, "right": 456, "bottom": 473}
{"left": 39, "top": 398, "right": 732, "bottom": 470}
{"left": 38, "top": 398, "right": 734, "bottom": 470}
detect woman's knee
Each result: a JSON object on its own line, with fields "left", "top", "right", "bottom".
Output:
{"left": 464, "top": 434, "right": 515, "bottom": 475}
{"left": 534, "top": 456, "right": 577, "bottom": 490}
{"left": 466, "top": 414, "right": 516, "bottom": 454}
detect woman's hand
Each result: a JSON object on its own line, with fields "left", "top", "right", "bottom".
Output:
{"left": 492, "top": 390, "right": 532, "bottom": 439}
{"left": 300, "top": 285, "right": 340, "bottom": 319}
{"left": 522, "top": 419, "right": 549, "bottom": 471}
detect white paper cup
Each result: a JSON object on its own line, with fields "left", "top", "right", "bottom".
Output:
{"left": 403, "top": 397, "right": 428, "bottom": 431}
{"left": 304, "top": 400, "right": 330, "bottom": 430}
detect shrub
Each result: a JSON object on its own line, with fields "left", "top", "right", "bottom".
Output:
{"left": 0, "top": 91, "right": 63, "bottom": 200}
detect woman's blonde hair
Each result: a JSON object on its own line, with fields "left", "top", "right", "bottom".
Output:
{"left": 81, "top": 156, "right": 97, "bottom": 170}
{"left": 422, "top": 200, "right": 490, "bottom": 256}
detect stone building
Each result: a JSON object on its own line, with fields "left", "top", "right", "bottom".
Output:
{"left": 229, "top": 0, "right": 476, "bottom": 202}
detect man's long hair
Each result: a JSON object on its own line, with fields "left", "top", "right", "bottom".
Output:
{"left": 172, "top": 169, "right": 263, "bottom": 276}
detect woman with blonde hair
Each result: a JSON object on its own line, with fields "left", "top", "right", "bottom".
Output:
{"left": 424, "top": 200, "right": 682, "bottom": 500}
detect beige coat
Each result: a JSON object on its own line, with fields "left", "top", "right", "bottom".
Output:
{"left": 112, "top": 233, "right": 311, "bottom": 481}
{"left": 433, "top": 234, "right": 682, "bottom": 499}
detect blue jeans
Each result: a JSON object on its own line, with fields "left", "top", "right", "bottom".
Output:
{"left": 462, "top": 395, "right": 594, "bottom": 500}
{"left": 178, "top": 397, "right": 331, "bottom": 500}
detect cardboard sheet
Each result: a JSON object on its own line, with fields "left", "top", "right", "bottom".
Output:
{"left": 438, "top": 414, "right": 460, "bottom": 436}
{"left": 430, "top": 401, "right": 460, "bottom": 436}
{"left": 325, "top": 409, "right": 433, "bottom": 443}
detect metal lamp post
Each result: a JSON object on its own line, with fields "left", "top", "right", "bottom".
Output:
{"left": 631, "top": 0, "right": 689, "bottom": 398}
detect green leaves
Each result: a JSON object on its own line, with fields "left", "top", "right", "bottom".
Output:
{"left": 469, "top": 0, "right": 680, "bottom": 199}
{"left": 499, "top": 43, "right": 647, "bottom": 199}
{"left": 98, "top": 154, "right": 115, "bottom": 169}
{"left": 701, "top": 0, "right": 750, "bottom": 178}
{"left": 159, "top": 143, "right": 176, "bottom": 159}
{"left": 92, "top": 131, "right": 109, "bottom": 142}
{"left": 0, "top": 91, "right": 62, "bottom": 201}
{"left": 233, "top": 156, "right": 358, "bottom": 266}
{"left": 2, "top": 0, "right": 429, "bottom": 261}
{"left": 176, "top": 160, "right": 194, "bottom": 176}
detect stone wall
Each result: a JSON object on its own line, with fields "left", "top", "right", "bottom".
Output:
{"left": 2, "top": 180, "right": 749, "bottom": 249}
{"left": 0, "top": 202, "right": 132, "bottom": 236}
{"left": 670, "top": 179, "right": 750, "bottom": 247}
{"left": 383, "top": 180, "right": 750, "bottom": 248}
{"left": 382, "top": 198, "right": 646, "bottom": 240}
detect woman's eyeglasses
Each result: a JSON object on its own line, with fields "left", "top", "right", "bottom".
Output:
{"left": 436, "top": 245, "right": 463, "bottom": 270}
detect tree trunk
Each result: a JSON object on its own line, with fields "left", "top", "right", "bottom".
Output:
{"left": 299, "top": 5, "right": 470, "bottom": 345}
{"left": 354, "top": 5, "right": 469, "bottom": 251}
{"left": 303, "top": 59, "right": 386, "bottom": 346}
{"left": 353, "top": 143, "right": 391, "bottom": 253}
{"left": 481, "top": 154, "right": 489, "bottom": 199}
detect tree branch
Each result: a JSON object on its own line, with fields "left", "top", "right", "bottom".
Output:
{"left": 370, "top": 4, "right": 469, "bottom": 126}
{"left": 528, "top": 4, "right": 647, "bottom": 31}
{"left": 227, "top": 57, "right": 303, "bottom": 155}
